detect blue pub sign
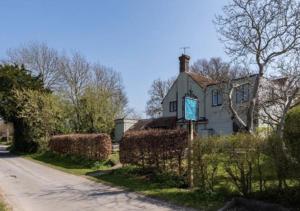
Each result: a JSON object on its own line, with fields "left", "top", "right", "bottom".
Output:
{"left": 184, "top": 97, "right": 198, "bottom": 121}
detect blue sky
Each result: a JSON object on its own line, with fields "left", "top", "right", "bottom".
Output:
{"left": 0, "top": 0, "right": 229, "bottom": 115}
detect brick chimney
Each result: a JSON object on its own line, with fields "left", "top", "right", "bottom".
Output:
{"left": 179, "top": 54, "right": 190, "bottom": 73}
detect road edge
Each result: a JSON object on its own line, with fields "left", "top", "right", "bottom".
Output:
{"left": 22, "top": 156, "right": 197, "bottom": 211}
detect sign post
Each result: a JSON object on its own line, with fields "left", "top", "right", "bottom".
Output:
{"left": 184, "top": 97, "right": 198, "bottom": 189}
{"left": 187, "top": 120, "right": 194, "bottom": 188}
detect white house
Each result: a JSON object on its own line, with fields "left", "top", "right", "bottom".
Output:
{"left": 115, "top": 54, "right": 261, "bottom": 141}
{"left": 0, "top": 117, "right": 14, "bottom": 141}
{"left": 160, "top": 54, "right": 260, "bottom": 136}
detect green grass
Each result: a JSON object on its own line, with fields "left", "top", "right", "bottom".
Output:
{"left": 25, "top": 151, "right": 119, "bottom": 175}
{"left": 25, "top": 151, "right": 300, "bottom": 210}
{"left": 0, "top": 141, "right": 11, "bottom": 146}
{"left": 25, "top": 151, "right": 225, "bottom": 210}
{"left": 97, "top": 166, "right": 225, "bottom": 210}
{"left": 0, "top": 196, "right": 9, "bottom": 211}
{"left": 0, "top": 203, "right": 5, "bottom": 211}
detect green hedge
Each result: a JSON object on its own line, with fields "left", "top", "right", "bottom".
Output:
{"left": 284, "top": 105, "right": 300, "bottom": 164}
{"left": 193, "top": 133, "right": 274, "bottom": 196}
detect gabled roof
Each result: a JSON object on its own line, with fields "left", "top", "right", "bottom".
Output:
{"left": 161, "top": 72, "right": 217, "bottom": 104}
{"left": 186, "top": 72, "right": 217, "bottom": 88}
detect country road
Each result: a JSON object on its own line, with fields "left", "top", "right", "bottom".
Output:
{"left": 0, "top": 145, "right": 193, "bottom": 211}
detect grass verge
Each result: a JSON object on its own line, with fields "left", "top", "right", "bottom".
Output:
{"left": 0, "top": 202, "right": 6, "bottom": 211}
{"left": 24, "top": 151, "right": 224, "bottom": 210}
{"left": 24, "top": 151, "right": 119, "bottom": 175}
{"left": 96, "top": 166, "right": 225, "bottom": 210}
{"left": 0, "top": 194, "right": 9, "bottom": 211}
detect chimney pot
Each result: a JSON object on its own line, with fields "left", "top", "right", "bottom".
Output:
{"left": 179, "top": 54, "right": 190, "bottom": 73}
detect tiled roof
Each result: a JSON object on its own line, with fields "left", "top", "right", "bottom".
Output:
{"left": 186, "top": 72, "right": 217, "bottom": 88}
{"left": 129, "top": 116, "right": 177, "bottom": 131}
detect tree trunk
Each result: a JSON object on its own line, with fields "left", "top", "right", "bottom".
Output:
{"left": 246, "top": 72, "right": 262, "bottom": 133}
{"left": 277, "top": 87, "right": 299, "bottom": 139}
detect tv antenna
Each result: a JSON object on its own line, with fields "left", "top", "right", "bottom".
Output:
{"left": 180, "top": 46, "right": 190, "bottom": 54}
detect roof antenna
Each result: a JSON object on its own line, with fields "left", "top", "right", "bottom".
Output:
{"left": 180, "top": 46, "right": 190, "bottom": 55}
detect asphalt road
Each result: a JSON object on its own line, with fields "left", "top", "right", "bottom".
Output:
{"left": 0, "top": 145, "right": 193, "bottom": 211}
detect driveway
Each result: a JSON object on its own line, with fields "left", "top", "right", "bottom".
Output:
{"left": 0, "top": 145, "right": 193, "bottom": 211}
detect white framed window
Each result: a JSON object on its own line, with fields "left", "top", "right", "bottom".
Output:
{"left": 212, "top": 90, "right": 222, "bottom": 106}
{"left": 169, "top": 101, "right": 177, "bottom": 112}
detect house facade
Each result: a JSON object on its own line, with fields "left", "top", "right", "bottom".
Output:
{"left": 114, "top": 54, "right": 260, "bottom": 141}
{"left": 161, "top": 54, "right": 258, "bottom": 136}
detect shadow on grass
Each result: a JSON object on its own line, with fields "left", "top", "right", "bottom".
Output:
{"left": 27, "top": 152, "right": 300, "bottom": 210}
{"left": 250, "top": 186, "right": 300, "bottom": 209}
{"left": 95, "top": 166, "right": 226, "bottom": 210}
{"left": 95, "top": 166, "right": 300, "bottom": 210}
{"left": 27, "top": 151, "right": 118, "bottom": 176}
{"left": 29, "top": 151, "right": 93, "bottom": 170}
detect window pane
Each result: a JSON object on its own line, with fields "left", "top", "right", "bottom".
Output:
{"left": 243, "top": 84, "right": 249, "bottom": 102}
{"left": 212, "top": 90, "right": 218, "bottom": 105}
{"left": 218, "top": 91, "right": 223, "bottom": 105}
{"left": 169, "top": 101, "right": 177, "bottom": 112}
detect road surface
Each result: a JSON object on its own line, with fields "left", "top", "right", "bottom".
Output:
{"left": 0, "top": 145, "right": 193, "bottom": 211}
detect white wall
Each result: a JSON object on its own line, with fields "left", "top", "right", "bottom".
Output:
{"left": 205, "top": 84, "right": 233, "bottom": 135}
{"left": 114, "top": 119, "right": 138, "bottom": 142}
{"left": 162, "top": 73, "right": 258, "bottom": 136}
{"left": 162, "top": 78, "right": 178, "bottom": 117}
{"left": 162, "top": 72, "right": 206, "bottom": 119}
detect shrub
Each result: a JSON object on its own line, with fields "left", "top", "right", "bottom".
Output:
{"left": 13, "top": 89, "right": 66, "bottom": 151}
{"left": 223, "top": 134, "right": 267, "bottom": 196}
{"left": 193, "top": 136, "right": 223, "bottom": 192}
{"left": 266, "top": 134, "right": 292, "bottom": 189}
{"left": 119, "top": 129, "right": 188, "bottom": 175}
{"left": 193, "top": 133, "right": 269, "bottom": 196}
{"left": 284, "top": 105, "right": 300, "bottom": 164}
{"left": 49, "top": 134, "right": 112, "bottom": 161}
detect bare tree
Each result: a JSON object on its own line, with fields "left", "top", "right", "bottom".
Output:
{"left": 7, "top": 42, "right": 62, "bottom": 90}
{"left": 191, "top": 57, "right": 244, "bottom": 81}
{"left": 259, "top": 55, "right": 300, "bottom": 138}
{"left": 146, "top": 78, "right": 175, "bottom": 118}
{"left": 59, "top": 52, "right": 90, "bottom": 131}
{"left": 92, "top": 64, "right": 128, "bottom": 118}
{"left": 215, "top": 0, "right": 300, "bottom": 133}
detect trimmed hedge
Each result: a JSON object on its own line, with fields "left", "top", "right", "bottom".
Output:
{"left": 49, "top": 134, "right": 112, "bottom": 161}
{"left": 120, "top": 129, "right": 188, "bottom": 174}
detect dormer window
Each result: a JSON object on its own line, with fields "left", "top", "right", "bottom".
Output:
{"left": 236, "top": 84, "right": 250, "bottom": 104}
{"left": 212, "top": 90, "right": 222, "bottom": 106}
{"left": 169, "top": 101, "right": 177, "bottom": 112}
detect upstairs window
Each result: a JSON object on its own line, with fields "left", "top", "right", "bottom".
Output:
{"left": 212, "top": 90, "right": 222, "bottom": 106}
{"left": 236, "top": 84, "right": 250, "bottom": 104}
{"left": 169, "top": 101, "right": 177, "bottom": 112}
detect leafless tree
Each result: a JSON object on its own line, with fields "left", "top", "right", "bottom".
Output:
{"left": 6, "top": 42, "right": 62, "bottom": 90}
{"left": 146, "top": 78, "right": 175, "bottom": 118}
{"left": 259, "top": 55, "right": 300, "bottom": 138}
{"left": 191, "top": 57, "right": 248, "bottom": 81}
{"left": 215, "top": 0, "right": 300, "bottom": 133}
{"left": 123, "top": 108, "right": 142, "bottom": 119}
{"left": 59, "top": 52, "right": 90, "bottom": 131}
{"left": 92, "top": 64, "right": 128, "bottom": 117}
